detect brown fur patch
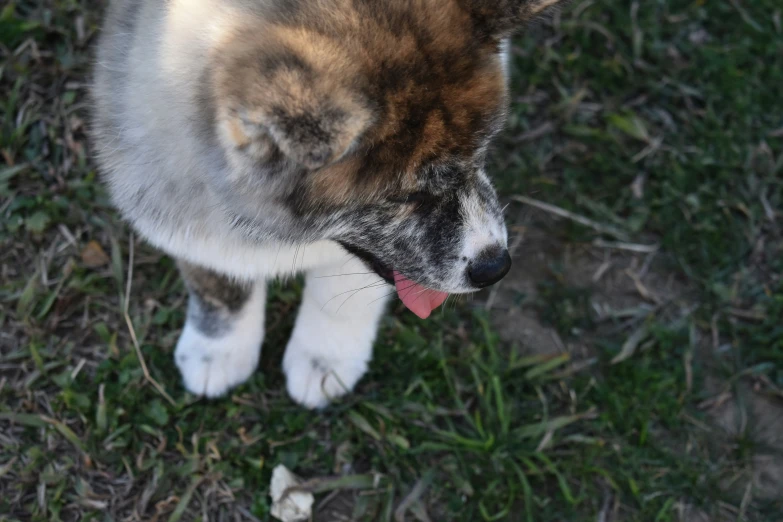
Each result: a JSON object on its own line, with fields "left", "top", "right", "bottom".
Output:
{"left": 209, "top": 0, "right": 559, "bottom": 210}
{"left": 178, "top": 261, "right": 252, "bottom": 313}
{"left": 309, "top": 157, "right": 368, "bottom": 206}
{"left": 224, "top": 117, "right": 250, "bottom": 148}
{"left": 459, "top": 0, "right": 567, "bottom": 40}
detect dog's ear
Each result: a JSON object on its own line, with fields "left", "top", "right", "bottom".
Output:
{"left": 229, "top": 88, "right": 373, "bottom": 170}
{"left": 255, "top": 95, "right": 372, "bottom": 171}
{"left": 463, "top": 0, "right": 567, "bottom": 39}
{"left": 219, "top": 91, "right": 373, "bottom": 171}
{"left": 214, "top": 38, "right": 373, "bottom": 170}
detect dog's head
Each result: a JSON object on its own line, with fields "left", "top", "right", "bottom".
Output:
{"left": 211, "top": 0, "right": 565, "bottom": 315}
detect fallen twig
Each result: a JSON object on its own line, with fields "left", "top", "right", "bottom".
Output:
{"left": 727, "top": 307, "right": 767, "bottom": 322}
{"left": 593, "top": 239, "right": 659, "bottom": 254}
{"left": 511, "top": 195, "right": 630, "bottom": 240}
{"left": 511, "top": 122, "right": 555, "bottom": 143}
{"left": 123, "top": 235, "right": 176, "bottom": 406}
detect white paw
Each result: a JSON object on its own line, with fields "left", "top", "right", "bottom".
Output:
{"left": 283, "top": 343, "right": 368, "bottom": 409}
{"left": 281, "top": 259, "right": 389, "bottom": 409}
{"left": 174, "top": 323, "right": 262, "bottom": 398}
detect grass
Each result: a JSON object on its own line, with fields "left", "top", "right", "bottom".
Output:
{"left": 1, "top": 0, "right": 782, "bottom": 521}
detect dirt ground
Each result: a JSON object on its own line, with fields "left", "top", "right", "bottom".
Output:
{"left": 485, "top": 208, "right": 783, "bottom": 522}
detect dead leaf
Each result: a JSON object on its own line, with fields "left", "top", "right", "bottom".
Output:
{"left": 81, "top": 241, "right": 110, "bottom": 268}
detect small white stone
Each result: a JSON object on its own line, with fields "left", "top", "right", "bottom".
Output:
{"left": 270, "top": 465, "right": 314, "bottom": 522}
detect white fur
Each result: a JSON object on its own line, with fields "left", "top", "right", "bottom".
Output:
{"left": 499, "top": 38, "right": 512, "bottom": 78}
{"left": 175, "top": 283, "right": 266, "bottom": 397}
{"left": 174, "top": 244, "right": 390, "bottom": 408}
{"left": 283, "top": 257, "right": 390, "bottom": 408}
{"left": 458, "top": 172, "right": 508, "bottom": 259}
{"left": 139, "top": 219, "right": 348, "bottom": 281}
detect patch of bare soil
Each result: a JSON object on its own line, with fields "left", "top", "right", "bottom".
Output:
{"left": 702, "top": 379, "right": 783, "bottom": 504}
{"left": 485, "top": 208, "right": 691, "bottom": 358}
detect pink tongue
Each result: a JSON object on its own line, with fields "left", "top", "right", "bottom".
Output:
{"left": 394, "top": 271, "right": 449, "bottom": 319}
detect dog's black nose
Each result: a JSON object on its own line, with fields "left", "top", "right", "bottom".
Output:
{"left": 468, "top": 247, "right": 512, "bottom": 288}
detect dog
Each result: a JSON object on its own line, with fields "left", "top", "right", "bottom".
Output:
{"left": 90, "top": 0, "right": 565, "bottom": 408}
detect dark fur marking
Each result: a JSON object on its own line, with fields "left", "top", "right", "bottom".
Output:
{"left": 178, "top": 261, "right": 252, "bottom": 338}
{"left": 258, "top": 51, "right": 313, "bottom": 78}
{"left": 271, "top": 106, "right": 346, "bottom": 166}
{"left": 310, "top": 357, "right": 328, "bottom": 372}
{"left": 457, "top": 0, "right": 556, "bottom": 42}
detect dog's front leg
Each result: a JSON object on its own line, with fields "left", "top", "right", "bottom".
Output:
{"left": 174, "top": 260, "right": 266, "bottom": 397}
{"left": 283, "top": 255, "right": 392, "bottom": 409}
